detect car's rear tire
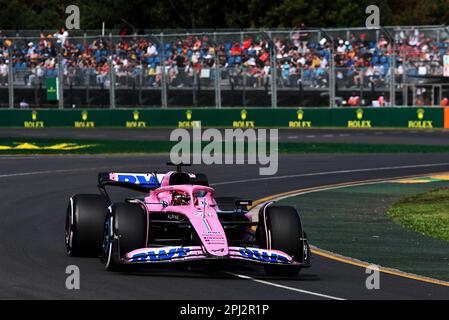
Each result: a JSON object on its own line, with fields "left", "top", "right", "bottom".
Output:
{"left": 103, "top": 203, "right": 147, "bottom": 271}
{"left": 65, "top": 194, "right": 109, "bottom": 257}
{"left": 259, "top": 205, "right": 303, "bottom": 276}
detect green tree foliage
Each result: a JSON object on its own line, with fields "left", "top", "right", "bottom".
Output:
{"left": 0, "top": 0, "right": 445, "bottom": 30}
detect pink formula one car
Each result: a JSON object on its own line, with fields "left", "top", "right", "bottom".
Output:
{"left": 65, "top": 163, "right": 311, "bottom": 276}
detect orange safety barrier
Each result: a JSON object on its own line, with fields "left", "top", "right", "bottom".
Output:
{"left": 445, "top": 108, "right": 449, "bottom": 129}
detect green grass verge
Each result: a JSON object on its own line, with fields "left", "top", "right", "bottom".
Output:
{"left": 278, "top": 142, "right": 449, "bottom": 153}
{"left": 1, "top": 137, "right": 449, "bottom": 154}
{"left": 388, "top": 188, "right": 449, "bottom": 242}
{"left": 278, "top": 181, "right": 449, "bottom": 281}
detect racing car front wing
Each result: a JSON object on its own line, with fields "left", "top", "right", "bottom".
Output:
{"left": 121, "top": 246, "right": 311, "bottom": 267}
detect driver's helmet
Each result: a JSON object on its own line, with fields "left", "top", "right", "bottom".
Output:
{"left": 171, "top": 190, "right": 190, "bottom": 206}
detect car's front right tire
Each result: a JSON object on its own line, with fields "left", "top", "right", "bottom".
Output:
{"left": 102, "top": 203, "right": 147, "bottom": 271}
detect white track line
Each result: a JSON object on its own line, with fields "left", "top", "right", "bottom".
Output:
{"left": 2, "top": 162, "right": 449, "bottom": 184}
{"left": 211, "top": 162, "right": 449, "bottom": 186}
{"left": 226, "top": 272, "right": 345, "bottom": 300}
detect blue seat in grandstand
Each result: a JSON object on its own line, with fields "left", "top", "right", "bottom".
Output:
{"left": 16, "top": 62, "right": 27, "bottom": 70}
{"left": 302, "top": 69, "right": 311, "bottom": 80}
{"left": 132, "top": 67, "right": 142, "bottom": 77}
{"left": 235, "top": 56, "right": 242, "bottom": 64}
{"left": 228, "top": 56, "right": 235, "bottom": 67}
{"left": 224, "top": 42, "right": 232, "bottom": 54}
{"left": 46, "top": 69, "right": 57, "bottom": 77}
{"left": 315, "top": 68, "right": 325, "bottom": 76}
{"left": 407, "top": 69, "right": 417, "bottom": 77}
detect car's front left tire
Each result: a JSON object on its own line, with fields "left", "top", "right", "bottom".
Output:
{"left": 65, "top": 194, "right": 109, "bottom": 257}
{"left": 258, "top": 205, "right": 305, "bottom": 276}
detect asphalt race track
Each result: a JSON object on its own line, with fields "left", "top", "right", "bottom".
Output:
{"left": 2, "top": 128, "right": 449, "bottom": 145}
{"left": 1, "top": 153, "right": 449, "bottom": 299}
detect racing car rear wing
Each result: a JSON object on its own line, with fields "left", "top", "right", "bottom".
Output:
{"left": 98, "top": 172, "right": 164, "bottom": 193}
{"left": 98, "top": 172, "right": 209, "bottom": 194}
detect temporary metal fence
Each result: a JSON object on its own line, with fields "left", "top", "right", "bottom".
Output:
{"left": 1, "top": 26, "right": 449, "bottom": 109}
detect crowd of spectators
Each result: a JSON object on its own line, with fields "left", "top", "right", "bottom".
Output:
{"left": 0, "top": 27, "right": 448, "bottom": 91}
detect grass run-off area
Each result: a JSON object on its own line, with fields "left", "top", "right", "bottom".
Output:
{"left": 388, "top": 188, "right": 449, "bottom": 242}
{"left": 2, "top": 138, "right": 449, "bottom": 154}
{"left": 277, "top": 180, "right": 449, "bottom": 280}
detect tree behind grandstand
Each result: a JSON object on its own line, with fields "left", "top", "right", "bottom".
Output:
{"left": 0, "top": 0, "right": 448, "bottom": 30}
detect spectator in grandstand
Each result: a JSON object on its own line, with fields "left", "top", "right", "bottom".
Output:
{"left": 54, "top": 27, "right": 69, "bottom": 47}
{"left": 228, "top": 59, "right": 243, "bottom": 88}
{"left": 259, "top": 62, "right": 270, "bottom": 88}
{"left": 27, "top": 62, "right": 45, "bottom": 86}
{"left": 147, "top": 41, "right": 158, "bottom": 58}
{"left": 3, "top": 26, "right": 448, "bottom": 95}
{"left": 172, "top": 50, "right": 186, "bottom": 87}
{"left": 348, "top": 93, "right": 360, "bottom": 106}
{"left": 96, "top": 60, "right": 109, "bottom": 86}
{"left": 281, "top": 60, "right": 291, "bottom": 86}
{"left": 112, "top": 60, "right": 128, "bottom": 86}
{"left": 0, "top": 60, "right": 8, "bottom": 86}
{"left": 351, "top": 67, "right": 362, "bottom": 87}
{"left": 378, "top": 94, "right": 386, "bottom": 107}
{"left": 19, "top": 99, "right": 29, "bottom": 109}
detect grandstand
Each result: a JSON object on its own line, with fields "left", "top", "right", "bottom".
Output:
{"left": 1, "top": 26, "right": 449, "bottom": 108}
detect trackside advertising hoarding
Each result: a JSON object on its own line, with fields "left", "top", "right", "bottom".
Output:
{"left": 0, "top": 108, "right": 445, "bottom": 129}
